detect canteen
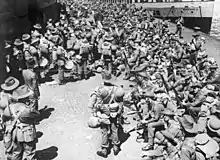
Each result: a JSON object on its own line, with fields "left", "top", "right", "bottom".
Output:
{"left": 65, "top": 60, "right": 74, "bottom": 70}
{"left": 39, "top": 57, "right": 49, "bottom": 67}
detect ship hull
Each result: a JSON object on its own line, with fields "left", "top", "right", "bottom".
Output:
{"left": 133, "top": 1, "right": 215, "bottom": 33}
{"left": 164, "top": 16, "right": 212, "bottom": 33}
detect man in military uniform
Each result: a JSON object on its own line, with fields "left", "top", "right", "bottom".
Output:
{"left": 88, "top": 71, "right": 125, "bottom": 157}
{"left": 0, "top": 77, "right": 20, "bottom": 159}
{"left": 56, "top": 45, "right": 66, "bottom": 85}
{"left": 22, "top": 58, "right": 40, "bottom": 111}
{"left": 101, "top": 36, "right": 114, "bottom": 74}
{"left": 2, "top": 85, "right": 39, "bottom": 160}
{"left": 78, "top": 38, "right": 91, "bottom": 80}
{"left": 12, "top": 39, "right": 26, "bottom": 84}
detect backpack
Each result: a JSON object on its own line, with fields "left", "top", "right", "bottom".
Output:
{"left": 102, "top": 42, "right": 111, "bottom": 56}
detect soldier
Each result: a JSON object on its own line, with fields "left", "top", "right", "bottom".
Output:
{"left": 32, "top": 24, "right": 43, "bottom": 36}
{"left": 101, "top": 36, "right": 114, "bottom": 74}
{"left": 22, "top": 58, "right": 40, "bottom": 111}
{"left": 22, "top": 34, "right": 31, "bottom": 52}
{"left": 56, "top": 46, "right": 66, "bottom": 85}
{"left": 178, "top": 114, "right": 198, "bottom": 160}
{"left": 78, "top": 38, "right": 91, "bottom": 80}
{"left": 3, "top": 85, "right": 40, "bottom": 160}
{"left": 88, "top": 71, "right": 125, "bottom": 157}
{"left": 175, "top": 16, "right": 184, "bottom": 38}
{"left": 0, "top": 77, "right": 20, "bottom": 159}
{"left": 12, "top": 39, "right": 26, "bottom": 84}
{"left": 141, "top": 94, "right": 166, "bottom": 151}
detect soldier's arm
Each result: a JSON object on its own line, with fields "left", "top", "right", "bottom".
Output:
{"left": 32, "top": 75, "right": 40, "bottom": 98}
{"left": 117, "top": 102, "right": 123, "bottom": 115}
{"left": 180, "top": 147, "right": 194, "bottom": 160}
{"left": 88, "top": 93, "right": 98, "bottom": 116}
{"left": 171, "top": 79, "right": 183, "bottom": 89}
{"left": 190, "top": 93, "right": 206, "bottom": 108}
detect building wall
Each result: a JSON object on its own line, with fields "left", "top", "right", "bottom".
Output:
{"left": 0, "top": 0, "right": 30, "bottom": 84}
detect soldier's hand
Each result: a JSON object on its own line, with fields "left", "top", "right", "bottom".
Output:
{"left": 140, "top": 119, "right": 148, "bottom": 124}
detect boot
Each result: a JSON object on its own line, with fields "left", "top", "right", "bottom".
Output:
{"left": 113, "top": 145, "right": 120, "bottom": 155}
{"left": 97, "top": 148, "right": 108, "bottom": 158}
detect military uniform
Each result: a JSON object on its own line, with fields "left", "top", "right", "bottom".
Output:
{"left": 22, "top": 60, "right": 40, "bottom": 111}
{"left": 56, "top": 46, "right": 66, "bottom": 84}
{"left": 88, "top": 80, "right": 125, "bottom": 157}
{"left": 78, "top": 39, "right": 91, "bottom": 80}
{"left": 101, "top": 41, "right": 113, "bottom": 74}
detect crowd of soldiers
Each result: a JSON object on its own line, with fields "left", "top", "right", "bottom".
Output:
{"left": 0, "top": 0, "right": 220, "bottom": 159}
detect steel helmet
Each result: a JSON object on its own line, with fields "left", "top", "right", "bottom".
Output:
{"left": 97, "top": 87, "right": 109, "bottom": 98}
{"left": 111, "top": 45, "right": 117, "bottom": 51}
{"left": 114, "top": 87, "right": 125, "bottom": 100}
{"left": 88, "top": 116, "right": 100, "bottom": 128}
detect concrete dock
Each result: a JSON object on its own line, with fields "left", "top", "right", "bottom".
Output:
{"left": 169, "top": 23, "right": 220, "bottom": 65}
{"left": 0, "top": 18, "right": 220, "bottom": 160}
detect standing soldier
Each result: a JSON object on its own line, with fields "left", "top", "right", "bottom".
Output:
{"left": 56, "top": 46, "right": 66, "bottom": 85}
{"left": 78, "top": 38, "right": 91, "bottom": 80}
{"left": 22, "top": 34, "right": 31, "bottom": 52}
{"left": 88, "top": 71, "right": 125, "bottom": 158}
{"left": 0, "top": 77, "right": 20, "bottom": 159}
{"left": 101, "top": 36, "right": 114, "bottom": 74}
{"left": 22, "top": 58, "right": 40, "bottom": 111}
{"left": 175, "top": 16, "right": 184, "bottom": 38}
{"left": 12, "top": 39, "right": 26, "bottom": 84}
{"left": 3, "top": 85, "right": 40, "bottom": 160}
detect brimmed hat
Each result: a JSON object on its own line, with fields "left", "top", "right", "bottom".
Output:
{"left": 51, "top": 28, "right": 58, "bottom": 34}
{"left": 1, "top": 76, "right": 19, "bottom": 91}
{"left": 12, "top": 85, "right": 34, "bottom": 100}
{"left": 207, "top": 116, "right": 220, "bottom": 133}
{"left": 195, "top": 133, "right": 219, "bottom": 159}
{"left": 104, "top": 36, "right": 114, "bottom": 41}
{"left": 81, "top": 39, "right": 89, "bottom": 44}
{"left": 14, "top": 39, "right": 23, "bottom": 46}
{"left": 191, "top": 82, "right": 202, "bottom": 88}
{"left": 31, "top": 37, "right": 40, "bottom": 45}
{"left": 33, "top": 24, "right": 42, "bottom": 30}
{"left": 162, "top": 108, "right": 175, "bottom": 116}
{"left": 22, "top": 34, "right": 31, "bottom": 41}
{"left": 179, "top": 115, "right": 198, "bottom": 133}
{"left": 192, "top": 32, "right": 200, "bottom": 37}
{"left": 194, "top": 26, "right": 201, "bottom": 31}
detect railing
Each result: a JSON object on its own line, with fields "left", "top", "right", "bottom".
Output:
{"left": 104, "top": 0, "right": 214, "bottom": 3}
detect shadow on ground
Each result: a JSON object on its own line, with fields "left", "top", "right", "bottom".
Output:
{"left": 36, "top": 146, "right": 58, "bottom": 160}
{"left": 36, "top": 131, "right": 43, "bottom": 144}
{"left": 107, "top": 126, "right": 130, "bottom": 155}
{"left": 36, "top": 106, "right": 55, "bottom": 123}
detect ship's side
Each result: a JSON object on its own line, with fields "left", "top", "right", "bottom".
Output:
{"left": 105, "top": 0, "right": 215, "bottom": 33}
{"left": 133, "top": 0, "right": 215, "bottom": 33}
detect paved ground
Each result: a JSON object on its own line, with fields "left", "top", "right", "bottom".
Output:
{"left": 0, "top": 73, "right": 144, "bottom": 160}
{"left": 0, "top": 22, "right": 220, "bottom": 160}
